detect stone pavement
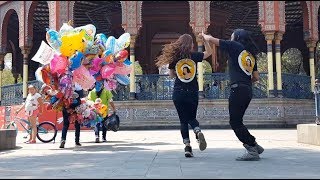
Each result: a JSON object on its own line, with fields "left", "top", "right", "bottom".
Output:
{"left": 1, "top": 129, "right": 320, "bottom": 179}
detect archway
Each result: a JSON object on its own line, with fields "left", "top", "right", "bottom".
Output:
{"left": 28, "top": 1, "right": 49, "bottom": 81}
{"left": 73, "top": 1, "right": 123, "bottom": 37}
{"left": 282, "top": 1, "right": 309, "bottom": 75}
{"left": 1, "top": 9, "right": 21, "bottom": 84}
{"left": 137, "top": 1, "right": 193, "bottom": 74}
{"left": 208, "top": 1, "right": 265, "bottom": 73}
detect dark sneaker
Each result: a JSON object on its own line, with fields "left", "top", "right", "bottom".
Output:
{"left": 236, "top": 145, "right": 260, "bottom": 161}
{"left": 244, "top": 143, "right": 264, "bottom": 154}
{"left": 197, "top": 132, "right": 207, "bottom": 151}
{"left": 59, "top": 140, "right": 65, "bottom": 148}
{"left": 95, "top": 138, "right": 100, "bottom": 143}
{"left": 75, "top": 142, "right": 82, "bottom": 147}
{"left": 102, "top": 138, "right": 107, "bottom": 143}
{"left": 184, "top": 146, "right": 194, "bottom": 158}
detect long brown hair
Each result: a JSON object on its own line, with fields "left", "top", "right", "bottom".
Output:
{"left": 155, "top": 34, "right": 193, "bottom": 67}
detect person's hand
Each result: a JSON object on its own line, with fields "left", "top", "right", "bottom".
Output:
{"left": 201, "top": 31, "right": 211, "bottom": 41}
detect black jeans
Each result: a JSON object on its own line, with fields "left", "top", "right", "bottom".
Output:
{"left": 94, "top": 118, "right": 107, "bottom": 139}
{"left": 229, "top": 84, "right": 256, "bottom": 146}
{"left": 61, "top": 107, "right": 80, "bottom": 143}
{"left": 173, "top": 89, "right": 201, "bottom": 144}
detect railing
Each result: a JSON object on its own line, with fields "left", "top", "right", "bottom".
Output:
{"left": 282, "top": 73, "right": 313, "bottom": 99}
{"left": 0, "top": 73, "right": 313, "bottom": 106}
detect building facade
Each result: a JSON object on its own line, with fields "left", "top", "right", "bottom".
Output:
{"left": 0, "top": 1, "right": 319, "bottom": 100}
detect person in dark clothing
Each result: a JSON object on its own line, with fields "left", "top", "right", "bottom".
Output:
{"left": 155, "top": 33, "right": 212, "bottom": 158}
{"left": 202, "top": 29, "right": 264, "bottom": 161}
{"left": 59, "top": 85, "right": 84, "bottom": 148}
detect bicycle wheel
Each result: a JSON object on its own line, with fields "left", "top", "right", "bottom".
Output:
{"left": 36, "top": 121, "right": 57, "bottom": 143}
{"left": 6, "top": 122, "right": 18, "bottom": 136}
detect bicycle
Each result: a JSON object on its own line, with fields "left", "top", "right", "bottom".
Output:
{"left": 3, "top": 116, "right": 58, "bottom": 143}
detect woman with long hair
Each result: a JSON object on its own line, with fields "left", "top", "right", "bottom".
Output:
{"left": 155, "top": 33, "right": 212, "bottom": 157}
{"left": 202, "top": 29, "right": 264, "bottom": 161}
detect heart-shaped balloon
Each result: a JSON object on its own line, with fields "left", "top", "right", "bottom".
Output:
{"left": 50, "top": 54, "right": 68, "bottom": 76}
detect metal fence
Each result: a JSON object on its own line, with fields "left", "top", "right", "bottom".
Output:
{"left": 0, "top": 73, "right": 313, "bottom": 106}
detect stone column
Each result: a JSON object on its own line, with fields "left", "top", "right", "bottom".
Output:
{"left": 197, "top": 37, "right": 204, "bottom": 99}
{"left": 275, "top": 32, "right": 283, "bottom": 97}
{"left": 0, "top": 53, "right": 5, "bottom": 104}
{"left": 21, "top": 47, "right": 31, "bottom": 100}
{"left": 129, "top": 35, "right": 136, "bottom": 100}
{"left": 307, "top": 43, "right": 316, "bottom": 92}
{"left": 265, "top": 32, "right": 275, "bottom": 97}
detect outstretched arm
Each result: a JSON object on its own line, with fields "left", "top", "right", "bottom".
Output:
{"left": 201, "top": 31, "right": 213, "bottom": 59}
{"left": 203, "top": 33, "right": 220, "bottom": 46}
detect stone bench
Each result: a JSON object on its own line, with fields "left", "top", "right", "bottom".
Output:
{"left": 297, "top": 124, "right": 320, "bottom": 146}
{"left": 0, "top": 129, "right": 17, "bottom": 150}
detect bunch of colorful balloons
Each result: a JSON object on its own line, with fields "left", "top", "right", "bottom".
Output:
{"left": 33, "top": 22, "right": 131, "bottom": 127}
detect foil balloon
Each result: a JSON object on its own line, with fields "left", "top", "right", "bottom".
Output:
{"left": 69, "top": 51, "right": 84, "bottom": 71}
{"left": 114, "top": 50, "right": 128, "bottom": 62}
{"left": 59, "top": 23, "right": 74, "bottom": 36}
{"left": 123, "top": 59, "right": 132, "bottom": 66}
{"left": 95, "top": 33, "right": 108, "bottom": 50}
{"left": 104, "top": 79, "right": 117, "bottom": 91}
{"left": 46, "top": 29, "right": 61, "bottom": 52}
{"left": 91, "top": 58, "right": 104, "bottom": 72}
{"left": 115, "top": 32, "right": 131, "bottom": 51}
{"left": 114, "top": 63, "right": 132, "bottom": 75}
{"left": 74, "top": 24, "right": 96, "bottom": 42}
{"left": 73, "top": 65, "right": 96, "bottom": 90}
{"left": 35, "top": 67, "right": 44, "bottom": 83}
{"left": 60, "top": 30, "right": 86, "bottom": 57}
{"left": 59, "top": 72, "right": 73, "bottom": 99}
{"left": 115, "top": 74, "right": 130, "bottom": 85}
{"left": 100, "top": 64, "right": 116, "bottom": 79}
{"left": 105, "top": 36, "right": 116, "bottom": 54}
{"left": 50, "top": 54, "right": 68, "bottom": 76}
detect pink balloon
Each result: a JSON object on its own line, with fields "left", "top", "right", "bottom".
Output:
{"left": 91, "top": 58, "right": 104, "bottom": 72}
{"left": 73, "top": 65, "right": 96, "bottom": 90}
{"left": 50, "top": 54, "right": 68, "bottom": 75}
{"left": 114, "top": 64, "right": 132, "bottom": 75}
{"left": 100, "top": 64, "right": 116, "bottom": 79}
{"left": 104, "top": 79, "right": 117, "bottom": 90}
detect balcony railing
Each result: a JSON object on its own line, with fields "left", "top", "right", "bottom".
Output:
{"left": 0, "top": 73, "right": 313, "bottom": 106}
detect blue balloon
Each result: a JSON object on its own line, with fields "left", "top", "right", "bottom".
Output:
{"left": 46, "top": 29, "right": 61, "bottom": 51}
{"left": 115, "top": 74, "right": 130, "bottom": 85}
{"left": 69, "top": 52, "right": 84, "bottom": 71}
{"left": 123, "top": 59, "right": 132, "bottom": 66}
{"left": 95, "top": 81, "right": 103, "bottom": 91}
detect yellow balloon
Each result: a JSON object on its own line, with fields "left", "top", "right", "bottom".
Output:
{"left": 60, "top": 30, "right": 86, "bottom": 57}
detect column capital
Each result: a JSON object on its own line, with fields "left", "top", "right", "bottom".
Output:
{"left": 264, "top": 32, "right": 275, "bottom": 41}
{"left": 275, "top": 32, "right": 283, "bottom": 41}
{"left": 305, "top": 40, "right": 317, "bottom": 49}
{"left": 20, "top": 46, "right": 31, "bottom": 54}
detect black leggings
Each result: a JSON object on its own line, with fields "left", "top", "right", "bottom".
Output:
{"left": 173, "top": 90, "right": 201, "bottom": 144}
{"left": 229, "top": 85, "right": 256, "bottom": 146}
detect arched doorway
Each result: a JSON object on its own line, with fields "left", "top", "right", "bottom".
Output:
{"left": 282, "top": 1, "right": 309, "bottom": 75}
{"left": 28, "top": 1, "right": 49, "bottom": 81}
{"left": 137, "top": 1, "right": 193, "bottom": 74}
{"left": 1, "top": 10, "right": 21, "bottom": 84}
{"left": 208, "top": 1, "right": 265, "bottom": 73}
{"left": 73, "top": 1, "right": 123, "bottom": 37}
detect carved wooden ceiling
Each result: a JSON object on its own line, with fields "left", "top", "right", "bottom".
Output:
{"left": 4, "top": 1, "right": 313, "bottom": 41}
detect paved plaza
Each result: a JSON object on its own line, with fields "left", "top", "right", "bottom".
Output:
{"left": 1, "top": 129, "right": 320, "bottom": 179}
